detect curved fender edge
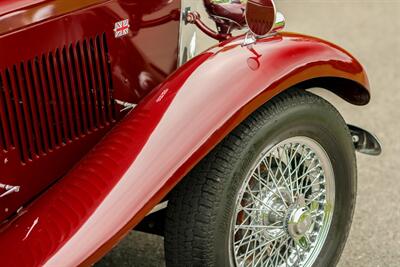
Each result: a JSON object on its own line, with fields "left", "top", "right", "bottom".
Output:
{"left": 0, "top": 32, "right": 370, "bottom": 266}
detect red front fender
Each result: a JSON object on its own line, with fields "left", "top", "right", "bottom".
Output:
{"left": 0, "top": 32, "right": 370, "bottom": 266}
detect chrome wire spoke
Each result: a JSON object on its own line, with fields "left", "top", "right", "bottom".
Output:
{"left": 274, "top": 147, "right": 294, "bottom": 191}
{"left": 237, "top": 232, "right": 287, "bottom": 264}
{"left": 310, "top": 210, "right": 325, "bottom": 219}
{"left": 243, "top": 233, "right": 287, "bottom": 264}
{"left": 234, "top": 219, "right": 262, "bottom": 250}
{"left": 290, "top": 164, "right": 321, "bottom": 187}
{"left": 299, "top": 180, "right": 325, "bottom": 195}
{"left": 230, "top": 137, "right": 335, "bottom": 267}
{"left": 271, "top": 153, "right": 295, "bottom": 202}
{"left": 234, "top": 216, "right": 284, "bottom": 236}
{"left": 305, "top": 191, "right": 326, "bottom": 205}
{"left": 235, "top": 224, "right": 284, "bottom": 230}
{"left": 290, "top": 147, "right": 310, "bottom": 175}
{"left": 267, "top": 236, "right": 291, "bottom": 266}
{"left": 246, "top": 178, "right": 288, "bottom": 209}
{"left": 235, "top": 229, "right": 263, "bottom": 256}
{"left": 234, "top": 222, "right": 282, "bottom": 251}
{"left": 252, "top": 240, "right": 270, "bottom": 267}
{"left": 263, "top": 158, "right": 292, "bottom": 206}
{"left": 234, "top": 221, "right": 284, "bottom": 248}
{"left": 245, "top": 184, "right": 285, "bottom": 217}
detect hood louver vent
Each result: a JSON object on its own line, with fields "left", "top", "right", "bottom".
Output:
{"left": 0, "top": 33, "right": 115, "bottom": 163}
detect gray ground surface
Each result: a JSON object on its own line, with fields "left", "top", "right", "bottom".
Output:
{"left": 96, "top": 1, "right": 400, "bottom": 266}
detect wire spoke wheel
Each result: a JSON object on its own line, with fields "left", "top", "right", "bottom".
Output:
{"left": 230, "top": 137, "right": 335, "bottom": 267}
{"left": 165, "top": 91, "right": 356, "bottom": 267}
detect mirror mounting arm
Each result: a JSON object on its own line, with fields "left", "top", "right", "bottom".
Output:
{"left": 186, "top": 11, "right": 231, "bottom": 42}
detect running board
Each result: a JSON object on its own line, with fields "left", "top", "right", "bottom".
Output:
{"left": 348, "top": 124, "right": 382, "bottom": 156}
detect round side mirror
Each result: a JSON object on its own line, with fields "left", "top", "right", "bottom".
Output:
{"left": 245, "top": 0, "right": 277, "bottom": 36}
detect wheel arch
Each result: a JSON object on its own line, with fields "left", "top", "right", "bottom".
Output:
{"left": 295, "top": 76, "right": 370, "bottom": 106}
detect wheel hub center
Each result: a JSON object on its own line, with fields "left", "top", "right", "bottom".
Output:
{"left": 287, "top": 207, "right": 313, "bottom": 238}
{"left": 260, "top": 188, "right": 290, "bottom": 225}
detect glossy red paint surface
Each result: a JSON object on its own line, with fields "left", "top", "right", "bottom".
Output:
{"left": 0, "top": 0, "right": 180, "bottom": 221}
{"left": 0, "top": 31, "right": 370, "bottom": 266}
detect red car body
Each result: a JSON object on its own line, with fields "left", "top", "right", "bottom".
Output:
{"left": 0, "top": 0, "right": 369, "bottom": 266}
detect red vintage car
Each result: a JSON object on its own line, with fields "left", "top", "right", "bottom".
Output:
{"left": 0, "top": 0, "right": 381, "bottom": 266}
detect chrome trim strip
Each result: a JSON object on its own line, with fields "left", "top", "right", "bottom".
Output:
{"left": 178, "top": 1, "right": 198, "bottom": 66}
{"left": 115, "top": 99, "right": 137, "bottom": 112}
{"left": 0, "top": 183, "right": 20, "bottom": 198}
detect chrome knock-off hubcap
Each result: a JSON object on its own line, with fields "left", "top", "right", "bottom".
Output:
{"left": 288, "top": 206, "right": 313, "bottom": 239}
{"left": 230, "top": 137, "right": 335, "bottom": 267}
{"left": 286, "top": 195, "right": 314, "bottom": 250}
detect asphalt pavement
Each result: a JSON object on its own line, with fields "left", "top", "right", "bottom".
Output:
{"left": 96, "top": 1, "right": 400, "bottom": 266}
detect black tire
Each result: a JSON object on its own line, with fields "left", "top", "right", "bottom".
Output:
{"left": 164, "top": 89, "right": 356, "bottom": 267}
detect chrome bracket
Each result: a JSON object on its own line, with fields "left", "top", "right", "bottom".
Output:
{"left": 242, "top": 31, "right": 257, "bottom": 47}
{"left": 0, "top": 183, "right": 20, "bottom": 198}
{"left": 183, "top": 6, "right": 192, "bottom": 25}
{"left": 115, "top": 99, "right": 137, "bottom": 112}
{"left": 348, "top": 124, "right": 382, "bottom": 156}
